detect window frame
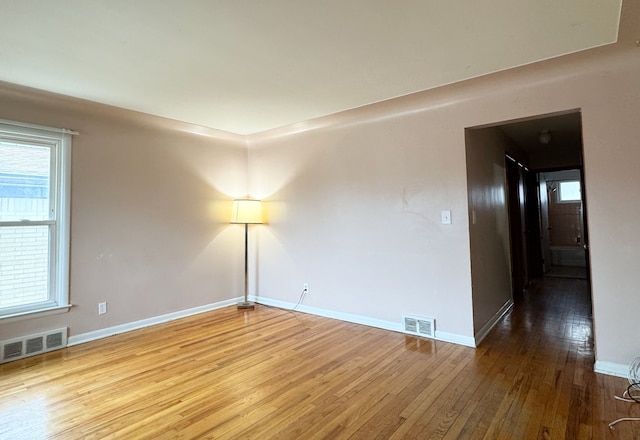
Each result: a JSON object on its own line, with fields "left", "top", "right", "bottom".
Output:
{"left": 0, "top": 120, "right": 73, "bottom": 320}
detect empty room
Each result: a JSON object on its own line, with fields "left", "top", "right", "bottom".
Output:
{"left": 1, "top": 1, "right": 639, "bottom": 438}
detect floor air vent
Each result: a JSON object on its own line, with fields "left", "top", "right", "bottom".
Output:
{"left": 403, "top": 315, "right": 435, "bottom": 338}
{"left": 1, "top": 328, "right": 67, "bottom": 363}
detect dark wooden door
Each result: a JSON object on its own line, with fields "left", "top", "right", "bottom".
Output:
{"left": 506, "top": 156, "right": 527, "bottom": 296}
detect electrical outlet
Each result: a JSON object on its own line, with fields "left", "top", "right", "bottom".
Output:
{"left": 98, "top": 302, "right": 107, "bottom": 315}
{"left": 303, "top": 283, "right": 309, "bottom": 293}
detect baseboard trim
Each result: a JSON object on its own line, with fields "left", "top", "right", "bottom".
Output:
{"left": 255, "top": 297, "right": 476, "bottom": 348}
{"left": 474, "top": 299, "right": 514, "bottom": 346}
{"left": 68, "top": 298, "right": 240, "bottom": 347}
{"left": 68, "top": 295, "right": 476, "bottom": 350}
{"left": 436, "top": 331, "right": 476, "bottom": 348}
{"left": 594, "top": 360, "right": 629, "bottom": 378}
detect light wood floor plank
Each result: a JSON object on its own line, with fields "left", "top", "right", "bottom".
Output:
{"left": 1, "top": 277, "right": 637, "bottom": 439}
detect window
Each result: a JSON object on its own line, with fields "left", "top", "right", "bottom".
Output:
{"left": 558, "top": 180, "right": 581, "bottom": 202}
{"left": 0, "top": 120, "right": 73, "bottom": 319}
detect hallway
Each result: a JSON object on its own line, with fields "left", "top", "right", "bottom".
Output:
{"left": 481, "top": 275, "right": 639, "bottom": 438}
{"left": 500, "top": 276, "right": 593, "bottom": 349}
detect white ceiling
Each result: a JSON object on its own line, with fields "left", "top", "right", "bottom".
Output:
{"left": 0, "top": 1, "right": 622, "bottom": 135}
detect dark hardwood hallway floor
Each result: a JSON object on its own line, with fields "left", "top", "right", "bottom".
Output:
{"left": 1, "top": 277, "right": 638, "bottom": 439}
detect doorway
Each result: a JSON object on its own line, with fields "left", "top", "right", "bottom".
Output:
{"left": 465, "top": 109, "right": 593, "bottom": 344}
{"left": 499, "top": 111, "right": 590, "bottom": 295}
{"left": 538, "top": 169, "right": 589, "bottom": 280}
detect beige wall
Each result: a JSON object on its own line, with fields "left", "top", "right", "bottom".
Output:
{"left": 248, "top": 1, "right": 640, "bottom": 366}
{"left": 0, "top": 83, "right": 248, "bottom": 341}
{"left": 248, "top": 98, "right": 475, "bottom": 340}
{"left": 465, "top": 127, "right": 512, "bottom": 337}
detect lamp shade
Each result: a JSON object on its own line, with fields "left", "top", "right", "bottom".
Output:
{"left": 230, "top": 199, "right": 263, "bottom": 224}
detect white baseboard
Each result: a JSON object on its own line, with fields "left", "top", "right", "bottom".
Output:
{"left": 68, "top": 295, "right": 476, "bottom": 350}
{"left": 594, "top": 360, "right": 629, "bottom": 378}
{"left": 474, "top": 299, "right": 514, "bottom": 346}
{"left": 436, "top": 331, "right": 476, "bottom": 347}
{"left": 255, "top": 297, "right": 476, "bottom": 348}
{"left": 67, "top": 298, "right": 240, "bottom": 346}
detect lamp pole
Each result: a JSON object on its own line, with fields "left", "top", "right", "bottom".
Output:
{"left": 231, "top": 198, "right": 262, "bottom": 309}
{"left": 239, "top": 222, "right": 252, "bottom": 309}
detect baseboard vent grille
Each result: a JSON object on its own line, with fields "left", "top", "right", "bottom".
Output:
{"left": 402, "top": 315, "right": 435, "bottom": 338}
{"left": 1, "top": 328, "right": 68, "bottom": 364}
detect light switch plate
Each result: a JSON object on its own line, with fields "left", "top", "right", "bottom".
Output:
{"left": 441, "top": 210, "right": 452, "bottom": 225}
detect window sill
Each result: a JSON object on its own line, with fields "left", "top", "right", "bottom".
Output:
{"left": 0, "top": 305, "right": 73, "bottom": 323}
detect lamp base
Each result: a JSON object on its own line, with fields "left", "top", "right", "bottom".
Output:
{"left": 237, "top": 301, "right": 255, "bottom": 309}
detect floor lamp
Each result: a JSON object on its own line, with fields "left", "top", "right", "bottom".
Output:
{"left": 230, "top": 199, "right": 263, "bottom": 309}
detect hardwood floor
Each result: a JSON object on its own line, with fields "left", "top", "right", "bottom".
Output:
{"left": 1, "top": 278, "right": 638, "bottom": 439}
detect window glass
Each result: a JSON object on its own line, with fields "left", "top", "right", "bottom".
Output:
{"left": 0, "top": 225, "right": 50, "bottom": 309}
{"left": 559, "top": 180, "right": 581, "bottom": 202}
{"left": 0, "top": 141, "right": 51, "bottom": 221}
